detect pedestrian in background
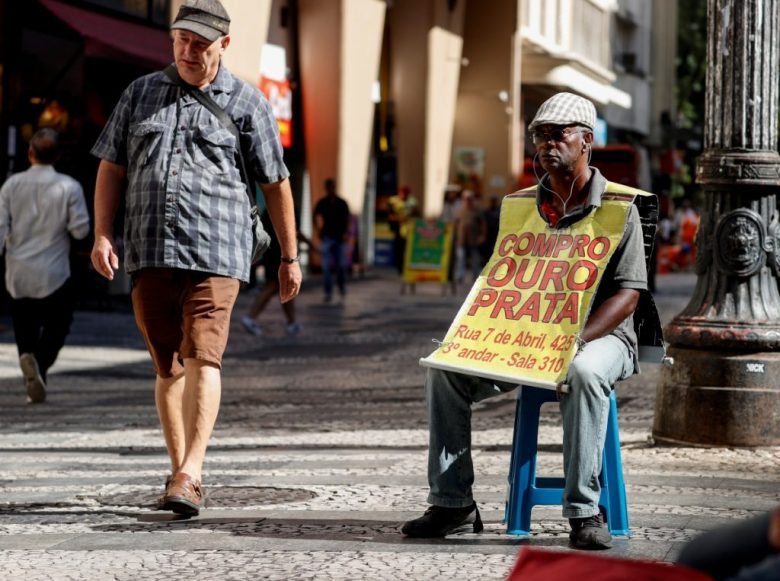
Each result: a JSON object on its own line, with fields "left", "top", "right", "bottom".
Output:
{"left": 387, "top": 185, "right": 419, "bottom": 275}
{"left": 242, "top": 213, "right": 313, "bottom": 336}
{"left": 480, "top": 194, "right": 501, "bottom": 265}
{"left": 313, "top": 178, "right": 350, "bottom": 303}
{"left": 440, "top": 184, "right": 462, "bottom": 226}
{"left": 439, "top": 184, "right": 462, "bottom": 295}
{"left": 673, "top": 197, "right": 699, "bottom": 270}
{"left": 454, "top": 190, "right": 486, "bottom": 283}
{"left": 90, "top": 0, "right": 301, "bottom": 517}
{"left": 0, "top": 128, "right": 89, "bottom": 404}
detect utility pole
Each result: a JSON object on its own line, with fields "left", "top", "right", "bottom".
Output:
{"left": 653, "top": 0, "right": 780, "bottom": 446}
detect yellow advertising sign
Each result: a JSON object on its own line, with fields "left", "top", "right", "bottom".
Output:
{"left": 402, "top": 219, "right": 453, "bottom": 283}
{"left": 420, "top": 191, "right": 632, "bottom": 389}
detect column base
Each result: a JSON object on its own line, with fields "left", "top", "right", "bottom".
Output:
{"left": 653, "top": 347, "right": 780, "bottom": 446}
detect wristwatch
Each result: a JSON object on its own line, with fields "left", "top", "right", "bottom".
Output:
{"left": 281, "top": 256, "right": 300, "bottom": 264}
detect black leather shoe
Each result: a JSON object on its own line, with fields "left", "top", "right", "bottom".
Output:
{"left": 401, "top": 503, "right": 483, "bottom": 537}
{"left": 569, "top": 513, "right": 612, "bottom": 550}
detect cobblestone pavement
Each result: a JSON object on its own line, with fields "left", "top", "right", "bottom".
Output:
{"left": 1, "top": 271, "right": 779, "bottom": 580}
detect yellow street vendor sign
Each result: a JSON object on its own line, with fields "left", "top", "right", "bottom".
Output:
{"left": 420, "top": 190, "right": 633, "bottom": 389}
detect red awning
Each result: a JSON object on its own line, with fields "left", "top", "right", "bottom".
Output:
{"left": 40, "top": 0, "right": 172, "bottom": 68}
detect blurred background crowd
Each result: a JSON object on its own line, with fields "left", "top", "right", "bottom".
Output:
{"left": 0, "top": 0, "right": 705, "bottom": 307}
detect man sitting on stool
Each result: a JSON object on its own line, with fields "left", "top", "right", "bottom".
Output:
{"left": 401, "top": 93, "right": 653, "bottom": 550}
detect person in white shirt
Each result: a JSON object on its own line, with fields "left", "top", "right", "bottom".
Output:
{"left": 0, "top": 128, "right": 90, "bottom": 403}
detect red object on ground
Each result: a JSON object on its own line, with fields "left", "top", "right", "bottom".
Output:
{"left": 506, "top": 547, "right": 714, "bottom": 581}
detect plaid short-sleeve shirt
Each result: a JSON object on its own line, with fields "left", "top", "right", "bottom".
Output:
{"left": 91, "top": 64, "right": 289, "bottom": 282}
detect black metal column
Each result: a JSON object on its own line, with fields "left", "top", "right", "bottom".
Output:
{"left": 653, "top": 0, "right": 780, "bottom": 446}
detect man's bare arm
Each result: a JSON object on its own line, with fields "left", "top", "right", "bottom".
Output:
{"left": 90, "top": 160, "right": 126, "bottom": 280}
{"left": 580, "top": 288, "right": 640, "bottom": 343}
{"left": 261, "top": 178, "right": 302, "bottom": 303}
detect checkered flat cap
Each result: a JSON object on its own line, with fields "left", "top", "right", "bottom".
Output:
{"left": 528, "top": 92, "right": 597, "bottom": 131}
{"left": 171, "top": 0, "right": 230, "bottom": 42}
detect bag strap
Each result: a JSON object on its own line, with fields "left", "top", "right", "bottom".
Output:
{"left": 163, "top": 65, "right": 257, "bottom": 210}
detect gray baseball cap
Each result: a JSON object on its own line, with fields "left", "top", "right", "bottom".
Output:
{"left": 528, "top": 92, "right": 597, "bottom": 131}
{"left": 171, "top": 0, "right": 230, "bottom": 42}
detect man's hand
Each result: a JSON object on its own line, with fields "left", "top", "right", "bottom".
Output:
{"left": 261, "top": 178, "right": 302, "bottom": 303}
{"left": 278, "top": 262, "right": 302, "bottom": 303}
{"left": 92, "top": 160, "right": 125, "bottom": 281}
{"left": 91, "top": 235, "right": 119, "bottom": 280}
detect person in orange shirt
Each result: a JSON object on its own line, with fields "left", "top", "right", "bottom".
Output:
{"left": 674, "top": 198, "right": 699, "bottom": 269}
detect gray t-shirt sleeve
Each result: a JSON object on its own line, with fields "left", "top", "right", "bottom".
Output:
{"left": 612, "top": 203, "right": 648, "bottom": 290}
{"left": 589, "top": 201, "right": 648, "bottom": 367}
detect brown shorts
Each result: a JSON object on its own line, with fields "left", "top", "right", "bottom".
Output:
{"left": 131, "top": 268, "right": 240, "bottom": 378}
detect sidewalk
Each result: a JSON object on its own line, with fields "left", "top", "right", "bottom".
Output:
{"left": 0, "top": 270, "right": 778, "bottom": 580}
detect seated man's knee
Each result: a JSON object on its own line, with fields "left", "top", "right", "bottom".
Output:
{"left": 426, "top": 368, "right": 448, "bottom": 389}
{"left": 568, "top": 356, "right": 610, "bottom": 398}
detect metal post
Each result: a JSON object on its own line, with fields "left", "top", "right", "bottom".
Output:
{"left": 653, "top": 0, "right": 780, "bottom": 446}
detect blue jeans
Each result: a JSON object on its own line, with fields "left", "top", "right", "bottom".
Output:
{"left": 320, "top": 237, "right": 347, "bottom": 298}
{"left": 425, "top": 335, "right": 634, "bottom": 518}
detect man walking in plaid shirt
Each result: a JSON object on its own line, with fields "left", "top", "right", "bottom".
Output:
{"left": 91, "top": 0, "right": 301, "bottom": 516}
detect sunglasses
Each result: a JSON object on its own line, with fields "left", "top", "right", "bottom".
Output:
{"left": 530, "top": 128, "right": 588, "bottom": 144}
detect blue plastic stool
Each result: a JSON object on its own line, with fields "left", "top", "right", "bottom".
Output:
{"left": 505, "top": 385, "right": 629, "bottom": 536}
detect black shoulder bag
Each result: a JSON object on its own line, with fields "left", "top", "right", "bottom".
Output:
{"left": 163, "top": 65, "right": 271, "bottom": 263}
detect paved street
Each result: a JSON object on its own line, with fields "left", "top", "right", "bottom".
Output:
{"left": 1, "top": 270, "right": 779, "bottom": 580}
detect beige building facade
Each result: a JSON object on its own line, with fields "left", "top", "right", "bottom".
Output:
{"left": 172, "top": 0, "right": 674, "bottom": 255}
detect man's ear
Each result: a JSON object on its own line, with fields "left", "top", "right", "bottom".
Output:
{"left": 221, "top": 35, "right": 231, "bottom": 52}
{"left": 583, "top": 131, "right": 594, "bottom": 150}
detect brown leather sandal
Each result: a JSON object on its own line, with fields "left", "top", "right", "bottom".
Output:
{"left": 154, "top": 474, "right": 173, "bottom": 510}
{"left": 160, "top": 472, "right": 203, "bottom": 516}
